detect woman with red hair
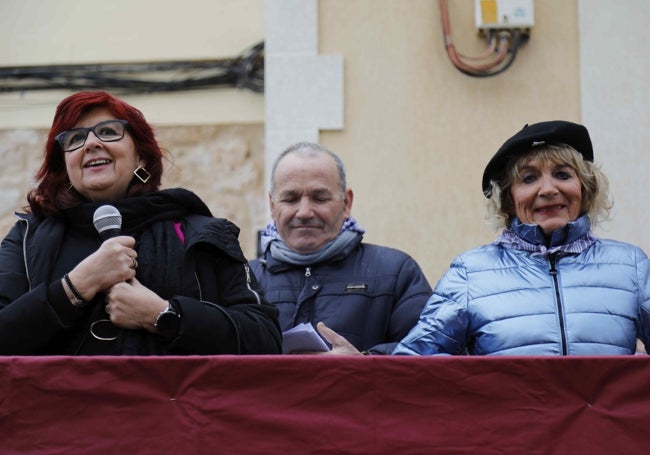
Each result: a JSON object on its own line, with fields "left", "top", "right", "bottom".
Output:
{"left": 0, "top": 91, "right": 281, "bottom": 355}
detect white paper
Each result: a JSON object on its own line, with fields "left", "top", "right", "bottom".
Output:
{"left": 282, "top": 323, "right": 330, "bottom": 354}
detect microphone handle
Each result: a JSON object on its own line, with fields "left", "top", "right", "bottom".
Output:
{"left": 99, "top": 228, "right": 122, "bottom": 241}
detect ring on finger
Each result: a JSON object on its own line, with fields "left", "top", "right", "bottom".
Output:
{"left": 130, "top": 257, "right": 138, "bottom": 269}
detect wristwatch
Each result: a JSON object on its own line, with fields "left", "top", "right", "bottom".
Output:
{"left": 154, "top": 302, "right": 181, "bottom": 338}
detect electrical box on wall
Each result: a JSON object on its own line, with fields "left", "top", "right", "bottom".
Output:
{"left": 475, "top": 0, "right": 534, "bottom": 31}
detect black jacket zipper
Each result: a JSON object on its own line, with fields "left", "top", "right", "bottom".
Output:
{"left": 549, "top": 254, "right": 568, "bottom": 355}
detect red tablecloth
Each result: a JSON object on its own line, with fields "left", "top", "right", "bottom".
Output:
{"left": 1, "top": 355, "right": 649, "bottom": 453}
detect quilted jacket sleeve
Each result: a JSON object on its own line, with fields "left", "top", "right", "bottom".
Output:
{"left": 393, "top": 257, "right": 470, "bottom": 355}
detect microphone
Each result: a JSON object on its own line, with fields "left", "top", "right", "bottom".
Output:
{"left": 93, "top": 205, "right": 122, "bottom": 241}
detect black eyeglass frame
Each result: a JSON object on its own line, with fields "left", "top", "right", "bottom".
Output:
{"left": 55, "top": 119, "right": 129, "bottom": 152}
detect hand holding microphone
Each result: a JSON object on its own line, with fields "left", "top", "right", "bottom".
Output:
{"left": 93, "top": 205, "right": 138, "bottom": 270}
{"left": 92, "top": 206, "right": 168, "bottom": 332}
{"left": 63, "top": 206, "right": 138, "bottom": 305}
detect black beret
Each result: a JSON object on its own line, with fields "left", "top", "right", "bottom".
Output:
{"left": 482, "top": 120, "right": 593, "bottom": 197}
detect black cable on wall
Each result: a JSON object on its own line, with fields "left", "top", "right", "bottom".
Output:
{"left": 0, "top": 42, "right": 264, "bottom": 94}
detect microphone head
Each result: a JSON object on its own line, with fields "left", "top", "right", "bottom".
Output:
{"left": 93, "top": 205, "right": 122, "bottom": 240}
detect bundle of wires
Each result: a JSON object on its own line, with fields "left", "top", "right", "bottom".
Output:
{"left": 0, "top": 41, "right": 264, "bottom": 94}
{"left": 439, "top": 0, "right": 528, "bottom": 77}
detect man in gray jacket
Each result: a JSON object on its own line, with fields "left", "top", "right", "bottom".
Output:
{"left": 249, "top": 142, "right": 431, "bottom": 355}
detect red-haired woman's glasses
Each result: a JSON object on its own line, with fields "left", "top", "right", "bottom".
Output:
{"left": 55, "top": 119, "right": 128, "bottom": 152}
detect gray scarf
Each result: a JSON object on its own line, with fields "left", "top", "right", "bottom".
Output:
{"left": 261, "top": 216, "right": 365, "bottom": 266}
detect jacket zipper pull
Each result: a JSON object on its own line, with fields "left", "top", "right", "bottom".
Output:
{"left": 549, "top": 255, "right": 557, "bottom": 276}
{"left": 243, "top": 264, "right": 261, "bottom": 305}
{"left": 305, "top": 267, "right": 311, "bottom": 277}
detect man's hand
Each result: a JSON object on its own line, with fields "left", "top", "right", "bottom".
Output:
{"left": 315, "top": 322, "right": 363, "bottom": 355}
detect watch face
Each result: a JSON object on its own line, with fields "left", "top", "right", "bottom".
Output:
{"left": 156, "top": 309, "right": 180, "bottom": 335}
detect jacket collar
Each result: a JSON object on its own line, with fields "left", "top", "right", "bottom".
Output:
{"left": 510, "top": 214, "right": 591, "bottom": 247}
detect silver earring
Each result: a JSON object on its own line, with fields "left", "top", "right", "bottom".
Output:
{"left": 133, "top": 165, "right": 151, "bottom": 183}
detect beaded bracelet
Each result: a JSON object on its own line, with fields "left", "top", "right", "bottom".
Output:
{"left": 63, "top": 273, "right": 88, "bottom": 307}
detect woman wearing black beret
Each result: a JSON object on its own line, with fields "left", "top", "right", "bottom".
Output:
{"left": 395, "top": 120, "right": 650, "bottom": 356}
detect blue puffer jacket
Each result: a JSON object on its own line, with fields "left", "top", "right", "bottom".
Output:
{"left": 394, "top": 216, "right": 650, "bottom": 356}
{"left": 250, "top": 240, "right": 432, "bottom": 354}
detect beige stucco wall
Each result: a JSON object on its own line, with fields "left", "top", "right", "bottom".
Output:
{"left": 319, "top": 0, "right": 582, "bottom": 281}
{"left": 0, "top": 0, "right": 265, "bottom": 128}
